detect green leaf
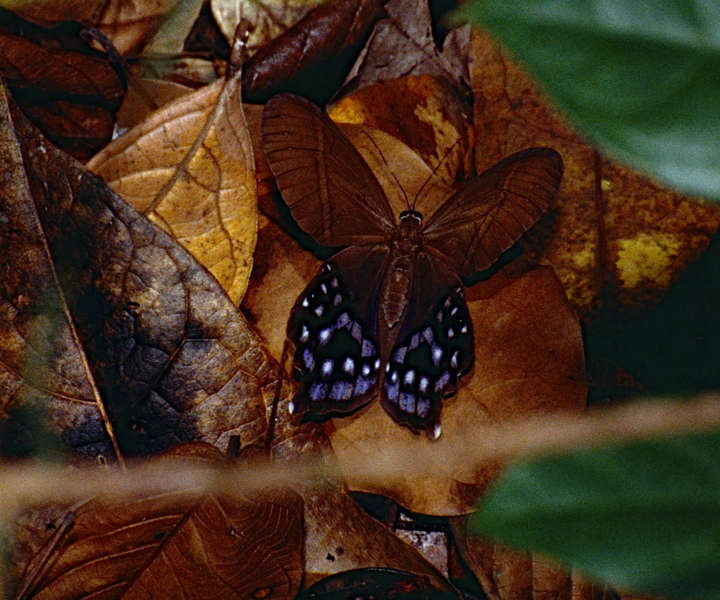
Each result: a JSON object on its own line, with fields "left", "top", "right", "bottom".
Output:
{"left": 460, "top": 0, "right": 720, "bottom": 201}
{"left": 471, "top": 430, "right": 720, "bottom": 599}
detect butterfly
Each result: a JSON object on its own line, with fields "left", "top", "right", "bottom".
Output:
{"left": 262, "top": 93, "right": 563, "bottom": 439}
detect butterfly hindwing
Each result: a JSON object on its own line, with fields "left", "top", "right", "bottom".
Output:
{"left": 382, "top": 287, "right": 473, "bottom": 435}
{"left": 288, "top": 246, "right": 389, "bottom": 417}
{"left": 381, "top": 252, "right": 474, "bottom": 435}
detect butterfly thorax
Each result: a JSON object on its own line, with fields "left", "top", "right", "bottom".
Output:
{"left": 381, "top": 211, "right": 423, "bottom": 330}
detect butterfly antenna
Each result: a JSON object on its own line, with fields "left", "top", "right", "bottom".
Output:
{"left": 412, "top": 137, "right": 463, "bottom": 209}
{"left": 360, "top": 129, "right": 412, "bottom": 211}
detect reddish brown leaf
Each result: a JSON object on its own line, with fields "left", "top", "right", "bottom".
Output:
{"left": 0, "top": 7, "right": 125, "bottom": 162}
{"left": 242, "top": 0, "right": 387, "bottom": 97}
{"left": 13, "top": 443, "right": 304, "bottom": 600}
{"left": 0, "top": 79, "right": 270, "bottom": 460}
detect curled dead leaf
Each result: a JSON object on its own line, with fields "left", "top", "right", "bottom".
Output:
{"left": 469, "top": 29, "right": 720, "bottom": 319}
{"left": 89, "top": 70, "right": 258, "bottom": 305}
{"left": 13, "top": 443, "right": 304, "bottom": 600}
{"left": 242, "top": 0, "right": 387, "bottom": 98}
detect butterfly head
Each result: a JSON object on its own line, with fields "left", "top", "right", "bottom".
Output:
{"left": 399, "top": 210, "right": 423, "bottom": 226}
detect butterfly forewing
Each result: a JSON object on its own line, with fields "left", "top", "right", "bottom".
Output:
{"left": 262, "top": 94, "right": 397, "bottom": 247}
{"left": 288, "top": 246, "right": 389, "bottom": 417}
{"left": 423, "top": 148, "right": 563, "bottom": 276}
{"left": 381, "top": 252, "right": 474, "bottom": 434}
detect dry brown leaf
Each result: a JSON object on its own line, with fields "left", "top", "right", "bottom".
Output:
{"left": 242, "top": 0, "right": 387, "bottom": 97}
{"left": 89, "top": 70, "right": 258, "bottom": 305}
{"left": 329, "top": 75, "right": 474, "bottom": 186}
{"left": 326, "top": 264, "right": 586, "bottom": 515}
{"left": 469, "top": 29, "right": 720, "bottom": 319}
{"left": 211, "top": 0, "right": 326, "bottom": 55}
{"left": 13, "top": 443, "right": 304, "bottom": 600}
{"left": 0, "top": 78, "right": 270, "bottom": 459}
{"left": 10, "top": 0, "right": 183, "bottom": 56}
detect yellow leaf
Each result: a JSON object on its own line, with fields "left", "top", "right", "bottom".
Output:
{"left": 89, "top": 72, "right": 258, "bottom": 304}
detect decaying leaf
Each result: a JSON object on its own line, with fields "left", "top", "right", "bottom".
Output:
{"left": 10, "top": 0, "right": 184, "bottom": 56}
{"left": 13, "top": 443, "right": 304, "bottom": 600}
{"left": 469, "top": 29, "right": 720, "bottom": 319}
{"left": 242, "top": 0, "right": 387, "bottom": 97}
{"left": 211, "top": 0, "right": 326, "bottom": 56}
{"left": 0, "top": 79, "right": 270, "bottom": 459}
{"left": 0, "top": 7, "right": 126, "bottom": 162}
{"left": 326, "top": 264, "right": 586, "bottom": 515}
{"left": 89, "top": 66, "right": 258, "bottom": 305}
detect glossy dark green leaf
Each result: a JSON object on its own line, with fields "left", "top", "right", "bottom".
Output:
{"left": 471, "top": 429, "right": 720, "bottom": 599}
{"left": 461, "top": 0, "right": 720, "bottom": 201}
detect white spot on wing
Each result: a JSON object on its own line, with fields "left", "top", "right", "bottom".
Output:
{"left": 315, "top": 305, "right": 324, "bottom": 317}
{"left": 404, "top": 370, "right": 415, "bottom": 385}
{"left": 419, "top": 376, "right": 429, "bottom": 393}
{"left": 343, "top": 357, "right": 354, "bottom": 375}
{"left": 300, "top": 325, "right": 309, "bottom": 343}
{"left": 431, "top": 344, "right": 443, "bottom": 366}
{"left": 321, "top": 359, "right": 334, "bottom": 377}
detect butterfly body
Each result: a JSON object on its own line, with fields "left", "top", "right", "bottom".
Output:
{"left": 262, "top": 93, "right": 563, "bottom": 437}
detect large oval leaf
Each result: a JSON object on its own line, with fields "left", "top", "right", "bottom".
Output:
{"left": 471, "top": 429, "right": 720, "bottom": 600}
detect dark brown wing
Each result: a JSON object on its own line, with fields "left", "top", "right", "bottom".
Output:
{"left": 262, "top": 94, "right": 397, "bottom": 246}
{"left": 422, "top": 148, "right": 563, "bottom": 276}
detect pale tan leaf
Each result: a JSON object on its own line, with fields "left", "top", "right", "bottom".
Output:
{"left": 89, "top": 72, "right": 258, "bottom": 304}
{"left": 211, "top": 0, "right": 326, "bottom": 55}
